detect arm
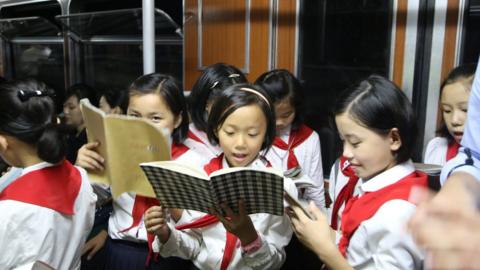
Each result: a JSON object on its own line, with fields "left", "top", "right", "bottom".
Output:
{"left": 145, "top": 206, "right": 202, "bottom": 260}
{"left": 301, "top": 133, "right": 326, "bottom": 211}
{"left": 287, "top": 201, "right": 353, "bottom": 270}
{"left": 409, "top": 171, "right": 480, "bottom": 269}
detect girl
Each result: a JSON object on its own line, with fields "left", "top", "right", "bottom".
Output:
{"left": 255, "top": 69, "right": 326, "bottom": 210}
{"left": 187, "top": 63, "right": 248, "bottom": 160}
{"left": 0, "top": 79, "right": 96, "bottom": 269}
{"left": 76, "top": 73, "right": 204, "bottom": 270}
{"left": 424, "top": 65, "right": 476, "bottom": 165}
{"left": 287, "top": 75, "right": 426, "bottom": 269}
{"left": 144, "top": 84, "right": 298, "bottom": 269}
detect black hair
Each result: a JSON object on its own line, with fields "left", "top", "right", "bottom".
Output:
{"left": 129, "top": 73, "right": 188, "bottom": 144}
{"left": 189, "top": 63, "right": 248, "bottom": 132}
{"left": 255, "top": 69, "right": 305, "bottom": 129}
{"left": 0, "top": 79, "right": 66, "bottom": 164}
{"left": 207, "top": 83, "right": 276, "bottom": 152}
{"left": 65, "top": 83, "right": 96, "bottom": 105}
{"left": 100, "top": 87, "right": 129, "bottom": 114}
{"left": 436, "top": 64, "right": 476, "bottom": 140}
{"left": 335, "top": 75, "right": 417, "bottom": 164}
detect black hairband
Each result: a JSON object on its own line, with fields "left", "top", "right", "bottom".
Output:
{"left": 17, "top": 89, "right": 53, "bottom": 102}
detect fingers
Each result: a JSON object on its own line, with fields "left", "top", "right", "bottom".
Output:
{"left": 82, "top": 240, "right": 94, "bottom": 255}
{"left": 76, "top": 142, "right": 105, "bottom": 171}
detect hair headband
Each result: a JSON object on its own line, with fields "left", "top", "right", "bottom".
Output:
{"left": 18, "top": 89, "right": 53, "bottom": 102}
{"left": 239, "top": 87, "right": 270, "bottom": 106}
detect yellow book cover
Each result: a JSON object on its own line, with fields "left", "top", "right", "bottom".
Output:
{"left": 80, "top": 99, "right": 171, "bottom": 198}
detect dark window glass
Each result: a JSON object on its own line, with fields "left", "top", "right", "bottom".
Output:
{"left": 12, "top": 43, "right": 66, "bottom": 109}
{"left": 460, "top": 1, "right": 480, "bottom": 64}
{"left": 300, "top": 0, "right": 392, "bottom": 174}
{"left": 83, "top": 43, "right": 182, "bottom": 91}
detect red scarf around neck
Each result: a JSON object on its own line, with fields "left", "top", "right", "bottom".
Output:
{"left": 272, "top": 124, "right": 313, "bottom": 169}
{"left": 446, "top": 140, "right": 460, "bottom": 161}
{"left": 0, "top": 160, "right": 81, "bottom": 215}
{"left": 338, "top": 171, "right": 428, "bottom": 257}
{"left": 330, "top": 156, "right": 360, "bottom": 231}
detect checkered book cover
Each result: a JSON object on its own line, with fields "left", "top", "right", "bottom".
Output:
{"left": 140, "top": 164, "right": 285, "bottom": 216}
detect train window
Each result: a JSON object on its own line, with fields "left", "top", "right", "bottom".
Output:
{"left": 57, "top": 8, "right": 183, "bottom": 90}
{"left": 0, "top": 5, "right": 65, "bottom": 111}
{"left": 300, "top": 0, "right": 392, "bottom": 172}
{"left": 460, "top": 0, "right": 480, "bottom": 64}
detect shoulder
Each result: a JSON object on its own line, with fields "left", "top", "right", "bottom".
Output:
{"left": 361, "top": 199, "right": 416, "bottom": 235}
{"left": 175, "top": 148, "right": 209, "bottom": 166}
{"left": 426, "top": 137, "right": 448, "bottom": 150}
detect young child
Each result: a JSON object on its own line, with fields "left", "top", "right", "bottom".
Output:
{"left": 144, "top": 83, "right": 298, "bottom": 269}
{"left": 76, "top": 73, "right": 204, "bottom": 270}
{"left": 424, "top": 65, "right": 476, "bottom": 165}
{"left": 0, "top": 79, "right": 96, "bottom": 269}
{"left": 287, "top": 75, "right": 426, "bottom": 269}
{"left": 255, "top": 69, "right": 326, "bottom": 210}
{"left": 187, "top": 63, "right": 248, "bottom": 160}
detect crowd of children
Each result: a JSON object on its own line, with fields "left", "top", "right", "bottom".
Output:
{"left": 0, "top": 60, "right": 478, "bottom": 269}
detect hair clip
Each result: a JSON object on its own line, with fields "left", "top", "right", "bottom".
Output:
{"left": 210, "top": 81, "right": 220, "bottom": 89}
{"left": 228, "top": 74, "right": 240, "bottom": 78}
{"left": 18, "top": 89, "right": 51, "bottom": 102}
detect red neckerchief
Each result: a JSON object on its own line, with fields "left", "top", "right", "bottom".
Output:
{"left": 446, "top": 140, "right": 460, "bottom": 161}
{"left": 187, "top": 129, "right": 205, "bottom": 144}
{"left": 0, "top": 160, "right": 81, "bottom": 215}
{"left": 338, "top": 171, "right": 428, "bottom": 257}
{"left": 330, "top": 156, "right": 360, "bottom": 230}
{"left": 123, "top": 143, "right": 190, "bottom": 266}
{"left": 272, "top": 124, "right": 313, "bottom": 169}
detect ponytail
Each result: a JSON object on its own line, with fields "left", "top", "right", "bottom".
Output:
{"left": 37, "top": 123, "right": 66, "bottom": 164}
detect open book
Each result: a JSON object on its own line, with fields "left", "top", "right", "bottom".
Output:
{"left": 140, "top": 160, "right": 286, "bottom": 216}
{"left": 80, "top": 99, "right": 170, "bottom": 198}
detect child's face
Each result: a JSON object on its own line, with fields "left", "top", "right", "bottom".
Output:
{"left": 127, "top": 93, "right": 181, "bottom": 135}
{"left": 217, "top": 104, "right": 267, "bottom": 167}
{"left": 335, "top": 112, "right": 400, "bottom": 180}
{"left": 274, "top": 98, "right": 295, "bottom": 132}
{"left": 441, "top": 81, "right": 470, "bottom": 143}
{"left": 63, "top": 95, "right": 84, "bottom": 129}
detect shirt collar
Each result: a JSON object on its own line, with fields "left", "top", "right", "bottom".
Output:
{"left": 360, "top": 160, "right": 415, "bottom": 194}
{"left": 21, "top": 162, "right": 54, "bottom": 176}
{"left": 221, "top": 155, "right": 266, "bottom": 169}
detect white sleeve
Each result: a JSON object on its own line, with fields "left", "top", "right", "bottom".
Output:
{"left": 242, "top": 215, "right": 293, "bottom": 269}
{"left": 153, "top": 223, "right": 203, "bottom": 260}
{"left": 301, "top": 132, "right": 326, "bottom": 211}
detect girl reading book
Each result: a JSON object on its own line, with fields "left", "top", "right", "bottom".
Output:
{"left": 255, "top": 69, "right": 326, "bottom": 209}
{"left": 187, "top": 63, "right": 247, "bottom": 160}
{"left": 287, "top": 75, "right": 426, "bottom": 269}
{"left": 424, "top": 64, "right": 475, "bottom": 165}
{"left": 76, "top": 73, "right": 204, "bottom": 270}
{"left": 0, "top": 79, "right": 96, "bottom": 269}
{"left": 144, "top": 83, "right": 298, "bottom": 269}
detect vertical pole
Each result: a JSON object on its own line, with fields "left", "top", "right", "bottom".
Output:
{"left": 143, "top": 0, "right": 155, "bottom": 74}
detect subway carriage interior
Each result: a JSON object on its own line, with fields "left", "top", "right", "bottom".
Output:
{"left": 0, "top": 0, "right": 479, "bottom": 177}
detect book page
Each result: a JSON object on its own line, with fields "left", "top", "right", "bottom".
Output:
{"left": 210, "top": 169, "right": 284, "bottom": 216}
{"left": 104, "top": 116, "right": 171, "bottom": 198}
{"left": 80, "top": 99, "right": 109, "bottom": 185}
{"left": 140, "top": 163, "right": 215, "bottom": 213}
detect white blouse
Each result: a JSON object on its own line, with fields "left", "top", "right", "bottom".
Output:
{"left": 265, "top": 127, "right": 326, "bottom": 210}
{"left": 0, "top": 162, "right": 96, "bottom": 270}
